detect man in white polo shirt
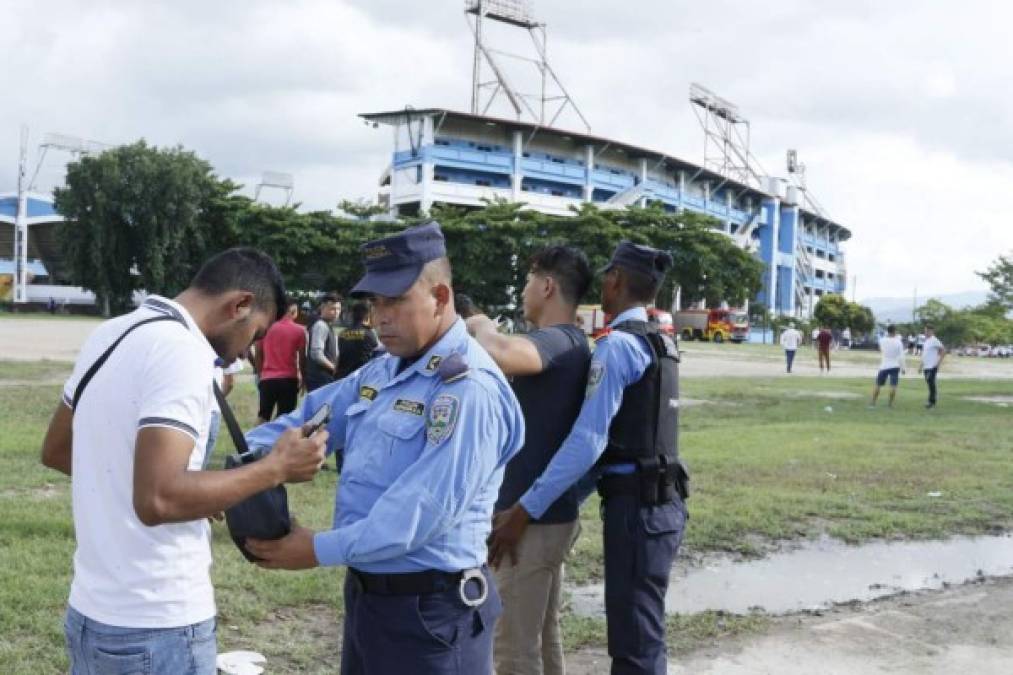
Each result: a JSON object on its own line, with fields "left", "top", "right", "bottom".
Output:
{"left": 40, "top": 248, "right": 328, "bottom": 675}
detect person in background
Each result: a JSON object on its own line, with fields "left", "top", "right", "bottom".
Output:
{"left": 335, "top": 302, "right": 379, "bottom": 380}
{"left": 780, "top": 322, "right": 803, "bottom": 373}
{"left": 305, "top": 295, "right": 341, "bottom": 393}
{"left": 255, "top": 298, "right": 307, "bottom": 424}
{"left": 817, "top": 324, "right": 834, "bottom": 373}
{"left": 919, "top": 324, "right": 946, "bottom": 409}
{"left": 870, "top": 324, "right": 906, "bottom": 408}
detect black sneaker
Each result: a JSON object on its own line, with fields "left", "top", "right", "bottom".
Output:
{"left": 925, "top": 402, "right": 935, "bottom": 409}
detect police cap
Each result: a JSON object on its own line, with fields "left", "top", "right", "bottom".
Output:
{"left": 351, "top": 221, "right": 447, "bottom": 298}
{"left": 598, "top": 241, "right": 673, "bottom": 283}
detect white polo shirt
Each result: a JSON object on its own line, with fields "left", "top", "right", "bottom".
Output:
{"left": 62, "top": 295, "right": 219, "bottom": 628}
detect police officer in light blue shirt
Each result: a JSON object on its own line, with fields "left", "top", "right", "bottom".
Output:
{"left": 245, "top": 221, "right": 525, "bottom": 675}
{"left": 491, "top": 241, "right": 689, "bottom": 675}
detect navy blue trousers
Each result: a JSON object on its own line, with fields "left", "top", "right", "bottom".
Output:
{"left": 340, "top": 568, "right": 501, "bottom": 675}
{"left": 603, "top": 494, "right": 687, "bottom": 675}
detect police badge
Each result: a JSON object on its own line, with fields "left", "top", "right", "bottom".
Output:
{"left": 427, "top": 394, "right": 460, "bottom": 444}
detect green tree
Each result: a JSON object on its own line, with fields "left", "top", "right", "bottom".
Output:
{"left": 54, "top": 141, "right": 233, "bottom": 315}
{"left": 813, "top": 294, "right": 849, "bottom": 329}
{"left": 977, "top": 253, "right": 1013, "bottom": 312}
{"left": 845, "top": 302, "right": 875, "bottom": 336}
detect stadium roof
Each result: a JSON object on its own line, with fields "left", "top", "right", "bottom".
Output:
{"left": 360, "top": 107, "right": 851, "bottom": 240}
{"left": 0, "top": 193, "right": 64, "bottom": 224}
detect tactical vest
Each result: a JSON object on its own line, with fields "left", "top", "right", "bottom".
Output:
{"left": 601, "top": 320, "right": 682, "bottom": 472}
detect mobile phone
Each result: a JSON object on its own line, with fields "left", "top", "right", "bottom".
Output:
{"left": 302, "top": 403, "right": 331, "bottom": 437}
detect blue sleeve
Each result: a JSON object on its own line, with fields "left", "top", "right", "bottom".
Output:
{"left": 244, "top": 370, "right": 362, "bottom": 457}
{"left": 312, "top": 378, "right": 525, "bottom": 567}
{"left": 518, "top": 335, "right": 650, "bottom": 519}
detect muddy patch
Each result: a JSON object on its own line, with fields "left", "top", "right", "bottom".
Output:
{"left": 568, "top": 533, "right": 1013, "bottom": 616}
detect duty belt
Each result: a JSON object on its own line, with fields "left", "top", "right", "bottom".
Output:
{"left": 350, "top": 567, "right": 488, "bottom": 607}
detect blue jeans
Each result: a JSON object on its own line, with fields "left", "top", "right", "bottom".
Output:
{"left": 785, "top": 349, "right": 797, "bottom": 372}
{"left": 65, "top": 606, "right": 216, "bottom": 675}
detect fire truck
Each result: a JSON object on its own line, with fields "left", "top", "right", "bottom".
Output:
{"left": 576, "top": 305, "right": 676, "bottom": 340}
{"left": 674, "top": 308, "right": 749, "bottom": 343}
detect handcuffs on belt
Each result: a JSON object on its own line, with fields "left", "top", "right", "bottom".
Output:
{"left": 459, "top": 568, "right": 488, "bottom": 607}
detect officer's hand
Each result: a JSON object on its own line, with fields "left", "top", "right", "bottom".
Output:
{"left": 268, "top": 427, "right": 328, "bottom": 484}
{"left": 465, "top": 314, "right": 495, "bottom": 337}
{"left": 488, "top": 504, "right": 531, "bottom": 569}
{"left": 248, "top": 524, "right": 319, "bottom": 570}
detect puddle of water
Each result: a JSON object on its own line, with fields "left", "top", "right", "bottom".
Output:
{"left": 567, "top": 534, "right": 1013, "bottom": 616}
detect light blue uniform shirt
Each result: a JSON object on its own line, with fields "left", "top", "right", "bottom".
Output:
{"left": 246, "top": 318, "right": 525, "bottom": 573}
{"left": 519, "top": 307, "right": 653, "bottom": 519}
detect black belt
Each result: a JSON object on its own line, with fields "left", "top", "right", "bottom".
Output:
{"left": 350, "top": 567, "right": 489, "bottom": 607}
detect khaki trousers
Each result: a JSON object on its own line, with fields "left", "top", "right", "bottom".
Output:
{"left": 494, "top": 519, "right": 581, "bottom": 675}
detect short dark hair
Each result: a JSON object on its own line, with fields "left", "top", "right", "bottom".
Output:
{"left": 319, "top": 294, "right": 340, "bottom": 307}
{"left": 286, "top": 297, "right": 299, "bottom": 310}
{"left": 350, "top": 302, "right": 370, "bottom": 323}
{"left": 619, "top": 267, "right": 661, "bottom": 304}
{"left": 190, "top": 247, "right": 286, "bottom": 320}
{"left": 887, "top": 324, "right": 897, "bottom": 335}
{"left": 528, "top": 245, "right": 592, "bottom": 306}
{"left": 924, "top": 323, "right": 934, "bottom": 330}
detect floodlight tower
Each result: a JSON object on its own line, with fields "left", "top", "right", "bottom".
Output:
{"left": 12, "top": 128, "right": 111, "bottom": 303}
{"left": 254, "top": 171, "right": 295, "bottom": 206}
{"left": 465, "top": 0, "right": 590, "bottom": 131}
{"left": 689, "top": 83, "right": 763, "bottom": 188}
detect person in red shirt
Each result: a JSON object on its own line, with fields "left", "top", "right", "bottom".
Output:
{"left": 254, "top": 298, "right": 307, "bottom": 423}
{"left": 817, "top": 325, "right": 834, "bottom": 372}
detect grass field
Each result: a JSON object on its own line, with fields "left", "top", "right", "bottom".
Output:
{"left": 1, "top": 361, "right": 1011, "bottom": 672}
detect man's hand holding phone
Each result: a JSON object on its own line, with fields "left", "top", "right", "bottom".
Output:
{"left": 265, "top": 406, "right": 330, "bottom": 484}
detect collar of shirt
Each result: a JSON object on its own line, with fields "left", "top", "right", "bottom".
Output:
{"left": 141, "top": 295, "right": 218, "bottom": 364}
{"left": 609, "top": 306, "right": 648, "bottom": 327}
{"left": 385, "top": 317, "right": 469, "bottom": 386}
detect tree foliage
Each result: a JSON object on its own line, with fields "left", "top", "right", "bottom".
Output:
{"left": 54, "top": 144, "right": 767, "bottom": 315}
{"left": 813, "top": 294, "right": 875, "bottom": 335}
{"left": 977, "top": 253, "right": 1013, "bottom": 312}
{"left": 54, "top": 141, "right": 230, "bottom": 314}
{"left": 915, "top": 298, "right": 1013, "bottom": 346}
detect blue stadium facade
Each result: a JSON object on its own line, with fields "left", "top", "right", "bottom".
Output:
{"left": 361, "top": 108, "right": 850, "bottom": 317}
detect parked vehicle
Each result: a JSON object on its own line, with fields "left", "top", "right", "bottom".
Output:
{"left": 577, "top": 305, "right": 676, "bottom": 340}
{"left": 674, "top": 308, "right": 749, "bottom": 343}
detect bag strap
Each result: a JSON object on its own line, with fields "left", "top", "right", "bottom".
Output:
{"left": 213, "top": 380, "right": 251, "bottom": 457}
{"left": 71, "top": 314, "right": 183, "bottom": 411}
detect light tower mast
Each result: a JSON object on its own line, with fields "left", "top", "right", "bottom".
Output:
{"left": 465, "top": 0, "right": 590, "bottom": 131}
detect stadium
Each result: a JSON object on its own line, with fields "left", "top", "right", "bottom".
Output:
{"left": 360, "top": 1, "right": 851, "bottom": 318}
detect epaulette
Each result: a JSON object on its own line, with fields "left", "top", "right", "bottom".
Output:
{"left": 437, "top": 352, "right": 470, "bottom": 383}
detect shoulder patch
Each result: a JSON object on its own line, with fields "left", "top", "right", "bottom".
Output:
{"left": 359, "top": 385, "right": 378, "bottom": 401}
{"left": 437, "top": 352, "right": 470, "bottom": 383}
{"left": 394, "top": 398, "right": 425, "bottom": 416}
{"left": 426, "top": 394, "right": 460, "bottom": 444}
{"left": 586, "top": 360, "right": 605, "bottom": 398}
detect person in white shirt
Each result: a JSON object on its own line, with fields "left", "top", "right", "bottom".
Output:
{"left": 780, "top": 323, "right": 803, "bottom": 373}
{"left": 919, "top": 324, "right": 946, "bottom": 409}
{"left": 870, "top": 324, "right": 906, "bottom": 408}
{"left": 41, "top": 248, "right": 328, "bottom": 675}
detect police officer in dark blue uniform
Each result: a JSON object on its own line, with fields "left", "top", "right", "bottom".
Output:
{"left": 491, "top": 241, "right": 688, "bottom": 675}
{"left": 244, "top": 222, "right": 525, "bottom": 675}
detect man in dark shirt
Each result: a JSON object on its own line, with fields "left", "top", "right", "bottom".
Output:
{"left": 467, "top": 245, "right": 592, "bottom": 675}
{"left": 335, "top": 302, "right": 379, "bottom": 379}
{"left": 817, "top": 324, "right": 834, "bottom": 372}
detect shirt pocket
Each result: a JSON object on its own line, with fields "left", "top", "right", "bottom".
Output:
{"left": 362, "top": 411, "right": 427, "bottom": 484}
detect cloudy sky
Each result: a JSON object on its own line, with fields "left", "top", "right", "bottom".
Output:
{"left": 3, "top": 0, "right": 1011, "bottom": 300}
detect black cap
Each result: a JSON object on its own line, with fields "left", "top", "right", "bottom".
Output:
{"left": 598, "top": 241, "right": 673, "bottom": 283}
{"left": 351, "top": 221, "right": 447, "bottom": 298}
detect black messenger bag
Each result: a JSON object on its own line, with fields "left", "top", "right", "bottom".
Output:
{"left": 212, "top": 382, "right": 292, "bottom": 563}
